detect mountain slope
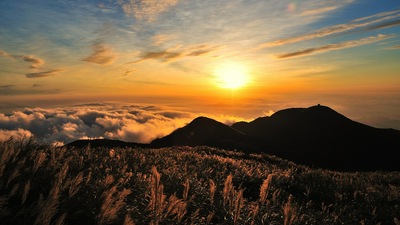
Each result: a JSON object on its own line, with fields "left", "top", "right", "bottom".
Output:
{"left": 232, "top": 105, "right": 400, "bottom": 170}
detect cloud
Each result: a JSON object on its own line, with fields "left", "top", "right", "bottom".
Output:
{"left": 0, "top": 128, "right": 33, "bottom": 141}
{"left": 0, "top": 49, "right": 45, "bottom": 69}
{"left": 32, "top": 84, "right": 42, "bottom": 87}
{"left": 140, "top": 51, "right": 182, "bottom": 62}
{"left": 26, "top": 69, "right": 64, "bottom": 78}
{"left": 259, "top": 9, "right": 400, "bottom": 48}
{"left": 0, "top": 103, "right": 248, "bottom": 145}
{"left": 152, "top": 34, "right": 173, "bottom": 46}
{"left": 186, "top": 45, "right": 219, "bottom": 56}
{"left": 386, "top": 45, "right": 400, "bottom": 50}
{"left": 0, "top": 50, "right": 11, "bottom": 58}
{"left": 118, "top": 0, "right": 179, "bottom": 21}
{"left": 300, "top": 6, "right": 340, "bottom": 16}
{"left": 0, "top": 84, "right": 62, "bottom": 95}
{"left": 82, "top": 43, "right": 116, "bottom": 65}
{"left": 275, "top": 34, "right": 392, "bottom": 59}
{"left": 365, "top": 19, "right": 400, "bottom": 31}
{"left": 20, "top": 55, "right": 44, "bottom": 69}
{"left": 0, "top": 85, "right": 16, "bottom": 89}
{"left": 130, "top": 44, "right": 218, "bottom": 63}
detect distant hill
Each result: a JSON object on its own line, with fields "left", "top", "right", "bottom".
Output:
{"left": 67, "top": 105, "right": 400, "bottom": 171}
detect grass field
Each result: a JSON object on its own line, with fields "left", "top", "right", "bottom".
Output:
{"left": 0, "top": 138, "right": 399, "bottom": 224}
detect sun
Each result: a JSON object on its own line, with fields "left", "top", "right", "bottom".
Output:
{"left": 215, "top": 63, "right": 249, "bottom": 89}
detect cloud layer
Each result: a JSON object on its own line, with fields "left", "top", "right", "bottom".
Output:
{"left": 0, "top": 103, "right": 247, "bottom": 144}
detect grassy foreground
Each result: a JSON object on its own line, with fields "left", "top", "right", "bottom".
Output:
{"left": 0, "top": 138, "right": 399, "bottom": 225}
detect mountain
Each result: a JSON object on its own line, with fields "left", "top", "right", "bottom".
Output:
{"left": 67, "top": 105, "right": 400, "bottom": 171}
{"left": 232, "top": 105, "right": 400, "bottom": 170}
{"left": 151, "top": 116, "right": 263, "bottom": 151}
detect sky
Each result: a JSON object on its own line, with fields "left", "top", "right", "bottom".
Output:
{"left": 0, "top": 0, "right": 400, "bottom": 144}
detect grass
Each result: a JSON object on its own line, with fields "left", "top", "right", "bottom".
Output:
{"left": 0, "top": 137, "right": 399, "bottom": 224}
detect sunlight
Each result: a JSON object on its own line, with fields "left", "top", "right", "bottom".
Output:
{"left": 215, "top": 63, "right": 249, "bottom": 89}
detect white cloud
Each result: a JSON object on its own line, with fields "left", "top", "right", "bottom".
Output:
{"left": 0, "top": 128, "right": 33, "bottom": 141}
{"left": 0, "top": 104, "right": 233, "bottom": 144}
{"left": 0, "top": 104, "right": 251, "bottom": 144}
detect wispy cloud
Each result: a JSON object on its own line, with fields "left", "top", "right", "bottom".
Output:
{"left": 275, "top": 34, "right": 392, "bottom": 59}
{"left": 353, "top": 9, "right": 400, "bottom": 22}
{"left": 0, "top": 50, "right": 44, "bottom": 68}
{"left": 259, "top": 9, "right": 400, "bottom": 48}
{"left": 300, "top": 6, "right": 340, "bottom": 16}
{"left": 82, "top": 42, "right": 116, "bottom": 65}
{"left": 130, "top": 44, "right": 218, "bottom": 63}
{"left": 26, "top": 69, "right": 64, "bottom": 78}
{"left": 365, "top": 19, "right": 400, "bottom": 31}
{"left": 0, "top": 85, "right": 16, "bottom": 89}
{"left": 118, "top": 0, "right": 179, "bottom": 21}
{"left": 386, "top": 45, "right": 400, "bottom": 50}
{"left": 140, "top": 51, "right": 182, "bottom": 62}
{"left": 152, "top": 34, "right": 174, "bottom": 46}
{"left": 20, "top": 55, "right": 44, "bottom": 69}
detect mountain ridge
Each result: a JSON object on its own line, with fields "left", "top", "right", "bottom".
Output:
{"left": 67, "top": 105, "right": 400, "bottom": 171}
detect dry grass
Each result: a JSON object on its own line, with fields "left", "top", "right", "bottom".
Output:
{"left": 0, "top": 137, "right": 399, "bottom": 224}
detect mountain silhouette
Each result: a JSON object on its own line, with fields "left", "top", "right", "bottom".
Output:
{"left": 151, "top": 116, "right": 262, "bottom": 151}
{"left": 67, "top": 105, "right": 400, "bottom": 171}
{"left": 232, "top": 105, "right": 400, "bottom": 170}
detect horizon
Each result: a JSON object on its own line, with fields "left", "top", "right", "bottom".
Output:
{"left": 1, "top": 0, "right": 400, "bottom": 144}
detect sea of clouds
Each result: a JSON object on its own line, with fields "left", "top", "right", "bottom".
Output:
{"left": 0, "top": 103, "right": 247, "bottom": 145}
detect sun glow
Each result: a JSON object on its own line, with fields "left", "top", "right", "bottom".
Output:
{"left": 215, "top": 63, "right": 249, "bottom": 89}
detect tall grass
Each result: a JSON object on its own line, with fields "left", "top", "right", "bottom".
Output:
{"left": 0, "top": 138, "right": 399, "bottom": 224}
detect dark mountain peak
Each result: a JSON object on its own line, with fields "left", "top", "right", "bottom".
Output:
{"left": 188, "top": 116, "right": 222, "bottom": 127}
{"left": 270, "top": 107, "right": 304, "bottom": 120}
{"left": 151, "top": 116, "right": 246, "bottom": 147}
{"left": 267, "top": 105, "right": 352, "bottom": 126}
{"left": 299, "top": 104, "right": 350, "bottom": 121}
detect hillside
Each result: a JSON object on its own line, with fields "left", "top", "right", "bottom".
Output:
{"left": 1, "top": 138, "right": 399, "bottom": 224}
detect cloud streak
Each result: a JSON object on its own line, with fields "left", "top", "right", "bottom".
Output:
{"left": 259, "top": 9, "right": 400, "bottom": 48}
{"left": 275, "top": 34, "right": 392, "bottom": 59}
{"left": 386, "top": 45, "right": 400, "bottom": 50}
{"left": 130, "top": 44, "right": 218, "bottom": 63}
{"left": 0, "top": 50, "right": 44, "bottom": 69}
{"left": 26, "top": 69, "right": 64, "bottom": 78}
{"left": 300, "top": 6, "right": 340, "bottom": 16}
